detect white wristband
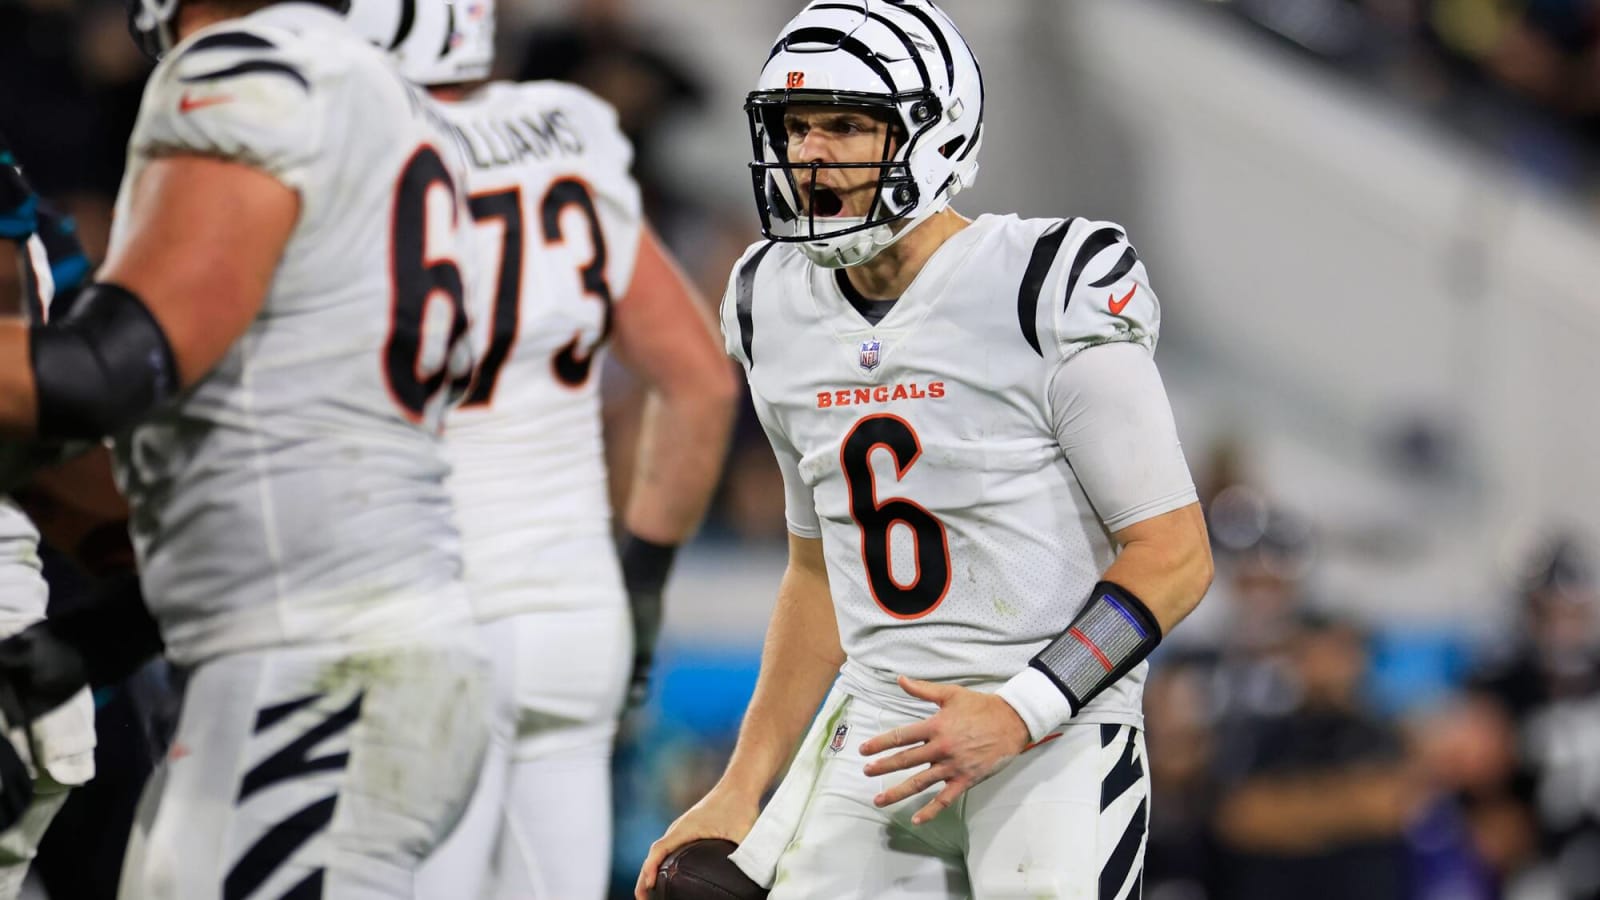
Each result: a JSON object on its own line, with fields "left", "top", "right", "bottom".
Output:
{"left": 995, "top": 666, "right": 1076, "bottom": 744}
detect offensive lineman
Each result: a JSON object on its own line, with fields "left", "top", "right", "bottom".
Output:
{"left": 345, "top": 0, "right": 736, "bottom": 896}
{"left": 0, "top": 0, "right": 495, "bottom": 896}
{"left": 640, "top": 1, "right": 1213, "bottom": 897}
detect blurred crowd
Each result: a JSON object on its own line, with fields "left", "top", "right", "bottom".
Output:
{"left": 1210, "top": 0, "right": 1600, "bottom": 199}
{"left": 1139, "top": 456, "right": 1600, "bottom": 900}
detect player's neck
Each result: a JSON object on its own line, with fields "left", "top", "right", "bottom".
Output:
{"left": 843, "top": 208, "right": 970, "bottom": 301}
{"left": 174, "top": 4, "right": 236, "bottom": 42}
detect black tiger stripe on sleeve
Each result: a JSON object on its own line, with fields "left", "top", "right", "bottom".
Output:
{"left": 1088, "top": 245, "right": 1139, "bottom": 289}
{"left": 735, "top": 242, "right": 776, "bottom": 367}
{"left": 179, "top": 59, "right": 309, "bottom": 92}
{"left": 1062, "top": 225, "right": 1126, "bottom": 312}
{"left": 1016, "top": 218, "right": 1075, "bottom": 358}
{"left": 184, "top": 31, "right": 276, "bottom": 54}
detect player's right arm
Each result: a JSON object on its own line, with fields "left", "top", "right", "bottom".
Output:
{"left": 0, "top": 37, "right": 308, "bottom": 440}
{"left": 635, "top": 531, "right": 842, "bottom": 899}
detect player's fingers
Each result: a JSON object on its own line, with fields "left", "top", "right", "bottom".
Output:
{"left": 862, "top": 740, "right": 941, "bottom": 777}
{"left": 636, "top": 836, "right": 679, "bottom": 897}
{"left": 911, "top": 780, "right": 965, "bottom": 826}
{"left": 859, "top": 719, "right": 934, "bottom": 755}
{"left": 897, "top": 674, "right": 953, "bottom": 702}
{"left": 873, "top": 763, "right": 948, "bottom": 808}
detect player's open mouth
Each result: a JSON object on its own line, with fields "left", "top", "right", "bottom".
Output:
{"left": 810, "top": 186, "right": 846, "bottom": 218}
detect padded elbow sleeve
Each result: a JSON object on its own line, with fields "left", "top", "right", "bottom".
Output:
{"left": 30, "top": 282, "right": 178, "bottom": 440}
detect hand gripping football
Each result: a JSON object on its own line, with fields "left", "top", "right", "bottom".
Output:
{"left": 651, "top": 839, "right": 769, "bottom": 900}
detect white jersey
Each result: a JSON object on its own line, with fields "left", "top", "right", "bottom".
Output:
{"left": 440, "top": 81, "right": 644, "bottom": 621}
{"left": 109, "top": 4, "right": 478, "bottom": 665}
{"left": 723, "top": 214, "right": 1193, "bottom": 727}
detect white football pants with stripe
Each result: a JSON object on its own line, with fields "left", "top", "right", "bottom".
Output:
{"left": 757, "top": 691, "right": 1150, "bottom": 900}
{"left": 118, "top": 630, "right": 493, "bottom": 900}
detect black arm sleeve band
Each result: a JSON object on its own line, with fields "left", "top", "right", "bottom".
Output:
{"left": 1029, "top": 580, "right": 1163, "bottom": 715}
{"left": 619, "top": 532, "right": 678, "bottom": 596}
{"left": 30, "top": 281, "right": 179, "bottom": 441}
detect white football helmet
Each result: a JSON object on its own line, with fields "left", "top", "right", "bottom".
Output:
{"left": 125, "top": 0, "right": 352, "bottom": 58}
{"left": 748, "top": 0, "right": 983, "bottom": 268}
{"left": 345, "top": 0, "right": 494, "bottom": 85}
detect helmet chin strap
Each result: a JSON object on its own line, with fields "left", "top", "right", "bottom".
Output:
{"left": 800, "top": 190, "right": 952, "bottom": 269}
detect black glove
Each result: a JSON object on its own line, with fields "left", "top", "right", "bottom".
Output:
{"left": 0, "top": 130, "right": 38, "bottom": 241}
{"left": 619, "top": 534, "right": 677, "bottom": 711}
{"left": 0, "top": 572, "right": 161, "bottom": 726}
{"left": 35, "top": 206, "right": 91, "bottom": 307}
{"left": 0, "top": 727, "right": 34, "bottom": 832}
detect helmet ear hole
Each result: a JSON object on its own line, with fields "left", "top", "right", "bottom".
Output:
{"left": 938, "top": 136, "right": 965, "bottom": 159}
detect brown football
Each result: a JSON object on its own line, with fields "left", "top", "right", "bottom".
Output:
{"left": 651, "top": 839, "right": 769, "bottom": 900}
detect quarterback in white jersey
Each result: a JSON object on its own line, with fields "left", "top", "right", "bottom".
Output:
{"left": 0, "top": 1, "right": 496, "bottom": 896}
{"left": 641, "top": 3, "right": 1213, "bottom": 899}
{"left": 347, "top": 0, "right": 736, "bottom": 896}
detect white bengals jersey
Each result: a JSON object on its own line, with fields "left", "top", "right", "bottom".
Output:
{"left": 108, "top": 4, "right": 477, "bottom": 665}
{"left": 723, "top": 214, "right": 1191, "bottom": 727}
{"left": 440, "top": 81, "right": 643, "bottom": 621}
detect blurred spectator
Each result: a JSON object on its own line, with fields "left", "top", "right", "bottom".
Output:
{"left": 1467, "top": 534, "right": 1600, "bottom": 897}
{"left": 1144, "top": 658, "right": 1222, "bottom": 900}
{"left": 1210, "top": 611, "right": 1422, "bottom": 900}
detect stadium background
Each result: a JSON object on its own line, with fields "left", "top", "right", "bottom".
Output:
{"left": 3, "top": 0, "right": 1599, "bottom": 897}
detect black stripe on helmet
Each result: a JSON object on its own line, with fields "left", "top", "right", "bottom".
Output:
{"left": 438, "top": 3, "right": 454, "bottom": 58}
{"left": 770, "top": 27, "right": 897, "bottom": 92}
{"left": 391, "top": 0, "right": 416, "bottom": 49}
{"left": 811, "top": 3, "right": 931, "bottom": 91}
{"left": 887, "top": 1, "right": 953, "bottom": 87}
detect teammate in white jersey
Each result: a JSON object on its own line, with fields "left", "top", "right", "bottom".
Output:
{"left": 345, "top": 0, "right": 736, "bottom": 896}
{"left": 0, "top": 1, "right": 496, "bottom": 896}
{"left": 640, "top": 2, "right": 1214, "bottom": 898}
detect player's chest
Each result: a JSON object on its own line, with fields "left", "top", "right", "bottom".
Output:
{"left": 751, "top": 304, "right": 1055, "bottom": 502}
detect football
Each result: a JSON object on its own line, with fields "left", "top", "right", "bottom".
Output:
{"left": 651, "top": 839, "right": 769, "bottom": 900}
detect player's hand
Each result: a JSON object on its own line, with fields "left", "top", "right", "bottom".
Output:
{"left": 624, "top": 583, "right": 663, "bottom": 710}
{"left": 0, "top": 622, "right": 91, "bottom": 726}
{"left": 0, "top": 130, "right": 38, "bottom": 241}
{"left": 635, "top": 784, "right": 760, "bottom": 900}
{"left": 35, "top": 206, "right": 91, "bottom": 305}
{"left": 860, "top": 675, "right": 1031, "bottom": 825}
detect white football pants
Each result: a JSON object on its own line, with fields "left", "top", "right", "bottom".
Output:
{"left": 119, "top": 631, "right": 493, "bottom": 899}
{"left": 741, "top": 690, "right": 1151, "bottom": 900}
{"left": 417, "top": 606, "right": 629, "bottom": 900}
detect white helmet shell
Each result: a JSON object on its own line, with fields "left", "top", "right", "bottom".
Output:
{"left": 346, "top": 0, "right": 494, "bottom": 86}
{"left": 747, "top": 0, "right": 983, "bottom": 268}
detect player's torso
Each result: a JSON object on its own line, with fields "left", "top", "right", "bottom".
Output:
{"left": 743, "top": 216, "right": 1119, "bottom": 690}
{"left": 439, "top": 81, "right": 643, "bottom": 617}
{"left": 109, "top": 8, "right": 477, "bottom": 662}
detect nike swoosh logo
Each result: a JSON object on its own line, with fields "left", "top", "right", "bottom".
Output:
{"left": 178, "top": 92, "right": 233, "bottom": 114}
{"left": 1108, "top": 284, "right": 1136, "bottom": 315}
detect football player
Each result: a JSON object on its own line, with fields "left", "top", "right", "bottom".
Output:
{"left": 0, "top": 136, "right": 96, "bottom": 900}
{"left": 345, "top": 0, "right": 736, "bottom": 896}
{"left": 0, "top": 0, "right": 497, "bottom": 896}
{"left": 638, "top": 2, "right": 1214, "bottom": 898}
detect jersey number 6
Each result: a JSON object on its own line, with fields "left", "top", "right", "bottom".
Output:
{"left": 383, "top": 146, "right": 471, "bottom": 423}
{"left": 840, "top": 414, "right": 952, "bottom": 619}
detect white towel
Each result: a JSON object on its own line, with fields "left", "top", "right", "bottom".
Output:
{"left": 728, "top": 686, "right": 849, "bottom": 889}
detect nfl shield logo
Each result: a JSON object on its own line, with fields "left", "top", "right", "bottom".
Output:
{"left": 859, "top": 338, "right": 881, "bottom": 372}
{"left": 830, "top": 723, "right": 850, "bottom": 753}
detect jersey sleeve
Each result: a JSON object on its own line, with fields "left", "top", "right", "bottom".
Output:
{"left": 1049, "top": 341, "right": 1197, "bottom": 532}
{"left": 132, "top": 30, "right": 326, "bottom": 193}
{"left": 718, "top": 240, "right": 772, "bottom": 369}
{"left": 1048, "top": 218, "right": 1160, "bottom": 362}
